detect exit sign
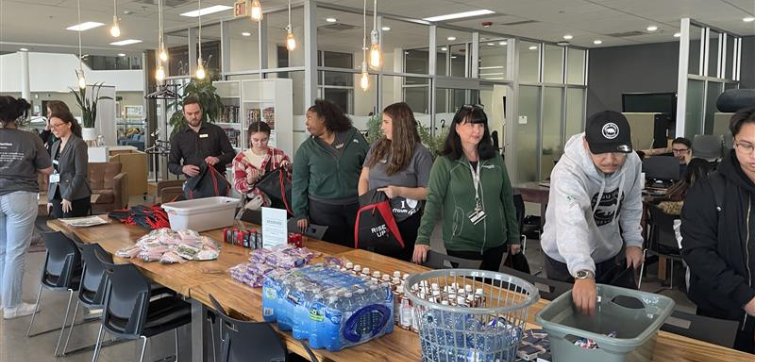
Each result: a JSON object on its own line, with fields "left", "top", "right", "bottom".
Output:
{"left": 234, "top": 0, "right": 249, "bottom": 17}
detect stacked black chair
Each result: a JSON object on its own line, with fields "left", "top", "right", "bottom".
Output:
{"left": 423, "top": 250, "right": 482, "bottom": 270}
{"left": 638, "top": 204, "right": 683, "bottom": 290}
{"left": 661, "top": 310, "right": 739, "bottom": 348}
{"left": 499, "top": 265, "right": 573, "bottom": 301}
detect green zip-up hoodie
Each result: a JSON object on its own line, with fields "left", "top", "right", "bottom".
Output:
{"left": 416, "top": 153, "right": 519, "bottom": 252}
{"left": 291, "top": 127, "right": 369, "bottom": 220}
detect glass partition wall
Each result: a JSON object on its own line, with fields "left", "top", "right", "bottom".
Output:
{"left": 159, "top": 1, "right": 588, "bottom": 183}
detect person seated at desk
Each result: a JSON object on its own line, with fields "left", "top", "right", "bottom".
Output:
{"left": 671, "top": 137, "right": 692, "bottom": 178}
{"left": 656, "top": 158, "right": 711, "bottom": 215}
{"left": 541, "top": 110, "right": 644, "bottom": 316}
{"left": 168, "top": 96, "right": 235, "bottom": 178}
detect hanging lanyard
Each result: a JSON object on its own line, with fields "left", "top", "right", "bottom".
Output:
{"left": 469, "top": 161, "right": 482, "bottom": 210}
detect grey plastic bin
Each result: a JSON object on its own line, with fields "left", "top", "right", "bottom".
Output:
{"left": 535, "top": 284, "right": 675, "bottom": 362}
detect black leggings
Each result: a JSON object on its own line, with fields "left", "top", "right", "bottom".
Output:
{"left": 51, "top": 195, "right": 91, "bottom": 218}
{"left": 446, "top": 243, "right": 507, "bottom": 272}
{"left": 308, "top": 199, "right": 359, "bottom": 248}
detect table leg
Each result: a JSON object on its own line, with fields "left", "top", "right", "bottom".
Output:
{"left": 191, "top": 300, "right": 205, "bottom": 362}
{"left": 658, "top": 256, "right": 668, "bottom": 282}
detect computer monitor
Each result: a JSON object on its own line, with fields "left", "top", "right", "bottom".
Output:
{"left": 622, "top": 92, "right": 677, "bottom": 119}
{"left": 642, "top": 156, "right": 680, "bottom": 184}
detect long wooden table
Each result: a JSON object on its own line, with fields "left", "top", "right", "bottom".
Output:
{"left": 48, "top": 217, "right": 754, "bottom": 362}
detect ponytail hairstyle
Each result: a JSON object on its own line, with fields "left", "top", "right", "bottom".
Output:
{"left": 0, "top": 96, "right": 32, "bottom": 127}
{"left": 49, "top": 111, "right": 83, "bottom": 138}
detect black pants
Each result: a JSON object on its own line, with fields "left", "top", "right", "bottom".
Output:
{"left": 446, "top": 243, "right": 507, "bottom": 272}
{"left": 697, "top": 307, "right": 755, "bottom": 354}
{"left": 544, "top": 253, "right": 637, "bottom": 289}
{"left": 308, "top": 199, "right": 359, "bottom": 248}
{"left": 51, "top": 194, "right": 91, "bottom": 218}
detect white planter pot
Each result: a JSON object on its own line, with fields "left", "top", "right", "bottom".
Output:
{"left": 82, "top": 128, "right": 98, "bottom": 141}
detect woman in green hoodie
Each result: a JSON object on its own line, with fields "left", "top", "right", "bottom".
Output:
{"left": 292, "top": 100, "right": 369, "bottom": 247}
{"left": 413, "top": 105, "right": 519, "bottom": 271}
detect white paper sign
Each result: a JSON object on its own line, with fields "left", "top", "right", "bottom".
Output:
{"left": 518, "top": 115, "right": 528, "bottom": 124}
{"left": 262, "top": 207, "right": 288, "bottom": 248}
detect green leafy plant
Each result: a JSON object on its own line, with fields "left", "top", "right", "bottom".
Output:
{"left": 167, "top": 70, "right": 223, "bottom": 135}
{"left": 364, "top": 113, "right": 446, "bottom": 158}
{"left": 70, "top": 80, "right": 112, "bottom": 128}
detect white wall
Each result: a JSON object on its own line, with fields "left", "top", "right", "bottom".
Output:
{"left": 0, "top": 52, "right": 144, "bottom": 93}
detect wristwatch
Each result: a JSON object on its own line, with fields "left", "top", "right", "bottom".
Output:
{"left": 574, "top": 270, "right": 595, "bottom": 280}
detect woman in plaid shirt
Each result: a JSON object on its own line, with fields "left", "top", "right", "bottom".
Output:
{"left": 232, "top": 121, "right": 291, "bottom": 207}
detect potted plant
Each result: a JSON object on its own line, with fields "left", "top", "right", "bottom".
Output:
{"left": 71, "top": 79, "right": 112, "bottom": 141}
{"left": 167, "top": 69, "right": 224, "bottom": 135}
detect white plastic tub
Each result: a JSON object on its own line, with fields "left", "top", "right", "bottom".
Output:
{"left": 161, "top": 197, "right": 240, "bottom": 231}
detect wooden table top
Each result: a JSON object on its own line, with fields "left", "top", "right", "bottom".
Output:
{"left": 47, "top": 218, "right": 754, "bottom": 362}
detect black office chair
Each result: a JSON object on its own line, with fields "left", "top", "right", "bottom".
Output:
{"left": 661, "top": 310, "right": 739, "bottom": 348}
{"left": 423, "top": 250, "right": 482, "bottom": 270}
{"left": 638, "top": 204, "right": 683, "bottom": 290}
{"left": 209, "top": 294, "right": 312, "bottom": 362}
{"left": 288, "top": 218, "right": 329, "bottom": 240}
{"left": 27, "top": 231, "right": 82, "bottom": 356}
{"left": 499, "top": 265, "right": 573, "bottom": 301}
{"left": 692, "top": 134, "right": 724, "bottom": 163}
{"left": 92, "top": 247, "right": 191, "bottom": 362}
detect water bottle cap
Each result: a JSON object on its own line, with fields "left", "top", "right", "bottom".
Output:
{"left": 403, "top": 274, "right": 410, "bottom": 280}
{"left": 458, "top": 288, "right": 466, "bottom": 295}
{"left": 345, "top": 262, "right": 354, "bottom": 268}
{"left": 373, "top": 271, "right": 381, "bottom": 278}
{"left": 441, "top": 300, "right": 449, "bottom": 306}
{"left": 392, "top": 277, "right": 400, "bottom": 284}
{"left": 362, "top": 267, "right": 371, "bottom": 275}
{"left": 382, "top": 274, "right": 391, "bottom": 281}
{"left": 476, "top": 288, "right": 485, "bottom": 295}
{"left": 457, "top": 296, "right": 466, "bottom": 304}
{"left": 353, "top": 265, "right": 361, "bottom": 271}
{"left": 431, "top": 283, "right": 439, "bottom": 290}
{"left": 396, "top": 285, "right": 404, "bottom": 293}
{"left": 393, "top": 271, "right": 401, "bottom": 278}
{"left": 465, "top": 284, "right": 473, "bottom": 292}
{"left": 431, "top": 290, "right": 440, "bottom": 297}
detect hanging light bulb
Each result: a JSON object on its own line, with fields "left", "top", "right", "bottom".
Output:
{"left": 195, "top": 58, "right": 206, "bottom": 79}
{"left": 368, "top": 0, "right": 382, "bottom": 70}
{"left": 158, "top": 44, "right": 168, "bottom": 62}
{"left": 194, "top": 0, "right": 205, "bottom": 79}
{"left": 157, "top": 0, "right": 168, "bottom": 62}
{"left": 286, "top": 26, "right": 296, "bottom": 51}
{"left": 155, "top": 64, "right": 166, "bottom": 82}
{"left": 110, "top": 15, "right": 121, "bottom": 37}
{"left": 250, "top": 0, "right": 263, "bottom": 21}
{"left": 76, "top": 69, "right": 87, "bottom": 89}
{"left": 360, "top": 61, "right": 370, "bottom": 91}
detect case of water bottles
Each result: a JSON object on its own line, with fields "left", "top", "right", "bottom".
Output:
{"left": 262, "top": 263, "right": 394, "bottom": 351}
{"left": 403, "top": 269, "right": 540, "bottom": 362}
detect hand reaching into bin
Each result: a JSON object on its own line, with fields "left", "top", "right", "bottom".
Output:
{"left": 573, "top": 277, "right": 597, "bottom": 316}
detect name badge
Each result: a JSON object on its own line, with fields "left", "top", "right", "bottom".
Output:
{"left": 49, "top": 173, "right": 60, "bottom": 183}
{"left": 199, "top": 133, "right": 209, "bottom": 138}
{"left": 468, "top": 207, "right": 486, "bottom": 225}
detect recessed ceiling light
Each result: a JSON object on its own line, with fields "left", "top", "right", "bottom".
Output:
{"left": 326, "top": 18, "right": 337, "bottom": 23}
{"left": 743, "top": 17, "right": 755, "bottom": 22}
{"left": 499, "top": 41, "right": 507, "bottom": 45}
{"left": 593, "top": 40, "right": 602, "bottom": 45}
{"left": 478, "top": 66, "right": 503, "bottom": 70}
{"left": 487, "top": 42, "right": 495, "bottom": 46}
{"left": 451, "top": 56, "right": 457, "bottom": 59}
{"left": 382, "top": 26, "right": 391, "bottom": 31}
{"left": 423, "top": 9, "right": 495, "bottom": 22}
{"left": 557, "top": 41, "right": 570, "bottom": 46}
{"left": 19, "top": 48, "right": 29, "bottom": 51}
{"left": 673, "top": 32, "right": 681, "bottom": 38}
{"left": 529, "top": 45, "right": 538, "bottom": 50}
{"left": 180, "top": 5, "right": 233, "bottom": 17}
{"left": 647, "top": 25, "right": 658, "bottom": 32}
{"left": 110, "top": 39, "right": 143, "bottom": 46}
{"left": 242, "top": 32, "right": 251, "bottom": 36}
{"left": 440, "top": 47, "right": 448, "bottom": 51}
{"left": 118, "top": 53, "right": 126, "bottom": 57}
{"left": 563, "top": 34, "right": 573, "bottom": 40}
{"left": 67, "top": 22, "right": 105, "bottom": 31}
{"left": 447, "top": 36, "right": 457, "bottom": 41}
{"left": 479, "top": 72, "right": 503, "bottom": 76}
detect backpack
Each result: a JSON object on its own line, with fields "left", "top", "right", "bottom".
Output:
{"left": 182, "top": 162, "right": 231, "bottom": 199}
{"left": 354, "top": 190, "right": 404, "bottom": 256}
{"left": 255, "top": 166, "right": 293, "bottom": 215}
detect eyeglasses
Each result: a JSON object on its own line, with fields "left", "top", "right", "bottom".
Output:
{"left": 49, "top": 122, "right": 66, "bottom": 129}
{"left": 461, "top": 104, "right": 484, "bottom": 111}
{"left": 735, "top": 141, "right": 755, "bottom": 155}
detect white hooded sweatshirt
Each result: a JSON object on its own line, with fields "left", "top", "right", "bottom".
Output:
{"left": 541, "top": 133, "right": 644, "bottom": 276}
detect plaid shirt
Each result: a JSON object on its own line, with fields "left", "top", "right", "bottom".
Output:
{"left": 232, "top": 147, "right": 291, "bottom": 202}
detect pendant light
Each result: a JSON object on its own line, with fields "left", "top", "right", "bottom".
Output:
{"left": 285, "top": 0, "right": 296, "bottom": 51}
{"left": 359, "top": 0, "right": 370, "bottom": 91}
{"left": 194, "top": 0, "right": 205, "bottom": 79}
{"left": 75, "top": 0, "right": 87, "bottom": 89}
{"left": 251, "top": 0, "right": 263, "bottom": 22}
{"left": 368, "top": 0, "right": 381, "bottom": 70}
{"left": 157, "top": 0, "right": 168, "bottom": 63}
{"left": 109, "top": 0, "right": 121, "bottom": 37}
{"left": 155, "top": 0, "right": 166, "bottom": 82}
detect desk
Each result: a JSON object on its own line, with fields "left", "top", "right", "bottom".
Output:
{"left": 516, "top": 182, "right": 550, "bottom": 226}
{"left": 47, "top": 219, "right": 753, "bottom": 362}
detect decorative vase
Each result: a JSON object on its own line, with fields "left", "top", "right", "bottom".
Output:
{"left": 82, "top": 127, "right": 98, "bottom": 141}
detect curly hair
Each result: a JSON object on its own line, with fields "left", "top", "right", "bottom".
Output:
{"left": 365, "top": 102, "right": 421, "bottom": 176}
{"left": 307, "top": 99, "right": 352, "bottom": 133}
{"left": 0, "top": 96, "right": 31, "bottom": 126}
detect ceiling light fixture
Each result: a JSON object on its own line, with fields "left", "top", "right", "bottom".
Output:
{"left": 181, "top": 5, "right": 233, "bottom": 17}
{"left": 75, "top": 0, "right": 86, "bottom": 89}
{"left": 118, "top": 53, "right": 126, "bottom": 57}
{"left": 250, "top": 0, "right": 263, "bottom": 21}
{"left": 195, "top": 0, "right": 205, "bottom": 79}
{"left": 67, "top": 22, "right": 104, "bottom": 32}
{"left": 451, "top": 56, "right": 457, "bottom": 59}
{"left": 423, "top": 9, "right": 495, "bottom": 22}
{"left": 647, "top": 25, "right": 658, "bottom": 32}
{"left": 487, "top": 42, "right": 495, "bottom": 46}
{"left": 593, "top": 39, "right": 602, "bottom": 45}
{"left": 382, "top": 26, "right": 390, "bottom": 31}
{"left": 360, "top": 0, "right": 370, "bottom": 91}
{"left": 743, "top": 17, "right": 755, "bottom": 22}
{"left": 110, "top": 39, "right": 142, "bottom": 46}
{"left": 563, "top": 34, "right": 573, "bottom": 40}
{"left": 326, "top": 17, "right": 337, "bottom": 23}
{"left": 478, "top": 65, "right": 503, "bottom": 70}
{"left": 673, "top": 32, "right": 681, "bottom": 38}
{"left": 479, "top": 72, "right": 503, "bottom": 76}
{"left": 109, "top": 0, "right": 121, "bottom": 37}
{"left": 499, "top": 41, "right": 507, "bottom": 45}
{"left": 447, "top": 36, "right": 456, "bottom": 41}
{"left": 286, "top": 0, "right": 297, "bottom": 51}
{"left": 20, "top": 48, "right": 29, "bottom": 51}
{"left": 155, "top": 0, "right": 166, "bottom": 82}
{"left": 242, "top": 32, "right": 251, "bottom": 36}
{"left": 529, "top": 45, "right": 538, "bottom": 50}
{"left": 440, "top": 47, "right": 448, "bottom": 51}
{"left": 369, "top": 0, "right": 381, "bottom": 70}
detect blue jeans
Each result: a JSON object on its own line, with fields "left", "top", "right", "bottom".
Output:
{"left": 0, "top": 191, "right": 37, "bottom": 309}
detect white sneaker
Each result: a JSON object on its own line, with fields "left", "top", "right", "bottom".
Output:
{"left": 3, "top": 303, "right": 39, "bottom": 320}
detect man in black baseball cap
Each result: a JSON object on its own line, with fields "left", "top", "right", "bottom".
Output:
{"left": 541, "top": 109, "right": 644, "bottom": 317}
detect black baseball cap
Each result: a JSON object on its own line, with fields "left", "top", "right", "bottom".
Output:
{"left": 585, "top": 110, "right": 633, "bottom": 154}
